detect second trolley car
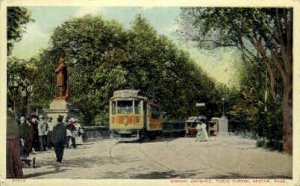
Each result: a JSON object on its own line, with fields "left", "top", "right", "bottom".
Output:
{"left": 109, "top": 89, "right": 163, "bottom": 140}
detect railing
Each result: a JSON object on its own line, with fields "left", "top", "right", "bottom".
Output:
{"left": 82, "top": 126, "right": 110, "bottom": 140}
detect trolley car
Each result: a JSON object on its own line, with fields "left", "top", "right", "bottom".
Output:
{"left": 109, "top": 89, "right": 163, "bottom": 140}
{"left": 185, "top": 115, "right": 207, "bottom": 137}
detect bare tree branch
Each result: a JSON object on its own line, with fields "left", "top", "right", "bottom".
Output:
{"left": 249, "top": 35, "right": 277, "bottom": 100}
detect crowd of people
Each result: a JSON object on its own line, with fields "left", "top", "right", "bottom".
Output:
{"left": 6, "top": 108, "right": 84, "bottom": 178}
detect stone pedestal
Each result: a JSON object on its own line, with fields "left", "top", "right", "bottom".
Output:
{"left": 219, "top": 115, "right": 228, "bottom": 134}
{"left": 44, "top": 99, "right": 68, "bottom": 126}
{"left": 44, "top": 99, "right": 80, "bottom": 127}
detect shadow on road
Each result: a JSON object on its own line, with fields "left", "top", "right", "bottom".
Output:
{"left": 211, "top": 172, "right": 292, "bottom": 179}
{"left": 130, "top": 170, "right": 199, "bottom": 179}
{"left": 63, "top": 155, "right": 140, "bottom": 169}
{"left": 24, "top": 167, "right": 70, "bottom": 178}
{"left": 24, "top": 154, "right": 142, "bottom": 179}
{"left": 116, "top": 137, "right": 178, "bottom": 144}
{"left": 98, "top": 170, "right": 194, "bottom": 179}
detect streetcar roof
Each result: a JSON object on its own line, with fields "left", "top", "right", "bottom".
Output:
{"left": 113, "top": 89, "right": 141, "bottom": 97}
{"left": 111, "top": 89, "right": 145, "bottom": 100}
{"left": 186, "top": 115, "right": 207, "bottom": 123}
{"left": 111, "top": 89, "right": 158, "bottom": 101}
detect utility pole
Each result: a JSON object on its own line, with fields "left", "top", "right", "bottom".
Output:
{"left": 196, "top": 102, "right": 206, "bottom": 120}
{"left": 222, "top": 97, "right": 225, "bottom": 116}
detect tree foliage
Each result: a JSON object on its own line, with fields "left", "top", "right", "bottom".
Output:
{"left": 7, "top": 7, "right": 33, "bottom": 117}
{"left": 179, "top": 8, "right": 292, "bottom": 153}
{"left": 33, "top": 14, "right": 219, "bottom": 125}
{"left": 229, "top": 58, "right": 283, "bottom": 150}
{"left": 7, "top": 7, "right": 33, "bottom": 55}
{"left": 7, "top": 57, "right": 37, "bottom": 117}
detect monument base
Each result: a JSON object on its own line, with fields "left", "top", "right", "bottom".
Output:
{"left": 219, "top": 115, "right": 228, "bottom": 134}
{"left": 44, "top": 99, "right": 68, "bottom": 125}
{"left": 44, "top": 99, "right": 80, "bottom": 126}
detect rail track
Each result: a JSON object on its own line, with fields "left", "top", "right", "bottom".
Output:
{"left": 108, "top": 139, "right": 176, "bottom": 173}
{"left": 108, "top": 141, "right": 119, "bottom": 164}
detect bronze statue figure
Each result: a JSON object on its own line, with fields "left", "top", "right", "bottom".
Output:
{"left": 55, "top": 54, "right": 69, "bottom": 100}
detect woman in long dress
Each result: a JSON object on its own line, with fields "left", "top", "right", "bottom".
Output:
{"left": 195, "top": 123, "right": 208, "bottom": 142}
{"left": 6, "top": 108, "right": 23, "bottom": 178}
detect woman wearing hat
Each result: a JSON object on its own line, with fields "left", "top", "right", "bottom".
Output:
{"left": 38, "top": 115, "right": 48, "bottom": 151}
{"left": 66, "top": 118, "right": 76, "bottom": 148}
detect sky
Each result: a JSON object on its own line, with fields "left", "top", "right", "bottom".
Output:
{"left": 11, "top": 6, "right": 241, "bottom": 88}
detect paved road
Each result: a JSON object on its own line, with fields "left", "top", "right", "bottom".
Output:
{"left": 23, "top": 134, "right": 292, "bottom": 179}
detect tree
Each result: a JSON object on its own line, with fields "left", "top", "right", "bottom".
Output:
{"left": 127, "top": 14, "right": 218, "bottom": 119}
{"left": 38, "top": 15, "right": 129, "bottom": 125}
{"left": 33, "top": 14, "right": 219, "bottom": 124}
{"left": 7, "top": 57, "right": 36, "bottom": 117}
{"left": 230, "top": 57, "right": 283, "bottom": 150}
{"left": 30, "top": 50, "right": 57, "bottom": 109}
{"left": 179, "top": 8, "right": 293, "bottom": 154}
{"left": 7, "top": 7, "right": 33, "bottom": 116}
{"left": 7, "top": 7, "right": 33, "bottom": 55}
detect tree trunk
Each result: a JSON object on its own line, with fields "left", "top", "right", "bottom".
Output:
{"left": 282, "top": 78, "right": 293, "bottom": 154}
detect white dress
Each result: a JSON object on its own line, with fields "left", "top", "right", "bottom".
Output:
{"left": 196, "top": 123, "right": 208, "bottom": 142}
{"left": 202, "top": 123, "right": 209, "bottom": 141}
{"left": 74, "top": 123, "right": 83, "bottom": 144}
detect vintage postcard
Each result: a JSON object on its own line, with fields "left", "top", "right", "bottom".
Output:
{"left": 1, "top": 0, "right": 299, "bottom": 186}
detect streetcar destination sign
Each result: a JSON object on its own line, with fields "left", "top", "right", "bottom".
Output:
{"left": 196, "top": 103, "right": 205, "bottom": 107}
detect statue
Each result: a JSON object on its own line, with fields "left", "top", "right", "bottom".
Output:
{"left": 55, "top": 54, "right": 69, "bottom": 100}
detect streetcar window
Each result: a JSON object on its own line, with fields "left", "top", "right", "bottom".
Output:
{"left": 134, "top": 100, "right": 141, "bottom": 114}
{"left": 151, "top": 105, "right": 161, "bottom": 119}
{"left": 112, "top": 101, "right": 116, "bottom": 115}
{"left": 117, "top": 101, "right": 133, "bottom": 114}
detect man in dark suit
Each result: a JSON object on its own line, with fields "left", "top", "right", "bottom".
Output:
{"left": 51, "top": 115, "right": 66, "bottom": 163}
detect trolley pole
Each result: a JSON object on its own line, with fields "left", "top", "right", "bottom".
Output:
{"left": 222, "top": 97, "right": 225, "bottom": 116}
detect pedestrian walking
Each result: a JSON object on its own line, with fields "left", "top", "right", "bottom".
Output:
{"left": 66, "top": 118, "right": 76, "bottom": 148}
{"left": 195, "top": 121, "right": 208, "bottom": 142}
{"left": 47, "top": 117, "right": 54, "bottom": 149}
{"left": 19, "top": 116, "right": 33, "bottom": 158}
{"left": 30, "top": 115, "right": 39, "bottom": 152}
{"left": 51, "top": 115, "right": 66, "bottom": 163}
{"left": 65, "top": 129, "right": 72, "bottom": 148}
{"left": 38, "top": 115, "right": 48, "bottom": 151}
{"left": 74, "top": 119, "right": 84, "bottom": 144}
{"left": 6, "top": 107, "right": 23, "bottom": 178}
{"left": 202, "top": 122, "right": 209, "bottom": 140}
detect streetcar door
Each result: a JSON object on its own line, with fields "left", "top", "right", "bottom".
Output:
{"left": 143, "top": 102, "right": 147, "bottom": 129}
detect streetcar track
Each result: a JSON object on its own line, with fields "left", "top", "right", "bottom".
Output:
{"left": 109, "top": 137, "right": 174, "bottom": 172}
{"left": 109, "top": 137, "right": 262, "bottom": 177}
{"left": 137, "top": 142, "right": 175, "bottom": 172}
{"left": 165, "top": 138, "right": 215, "bottom": 173}
{"left": 109, "top": 141, "right": 119, "bottom": 164}
{"left": 166, "top": 138, "right": 231, "bottom": 174}
{"left": 165, "top": 138, "right": 272, "bottom": 176}
{"left": 165, "top": 139, "right": 215, "bottom": 171}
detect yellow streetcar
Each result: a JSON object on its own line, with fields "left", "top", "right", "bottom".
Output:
{"left": 109, "top": 89, "right": 163, "bottom": 140}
